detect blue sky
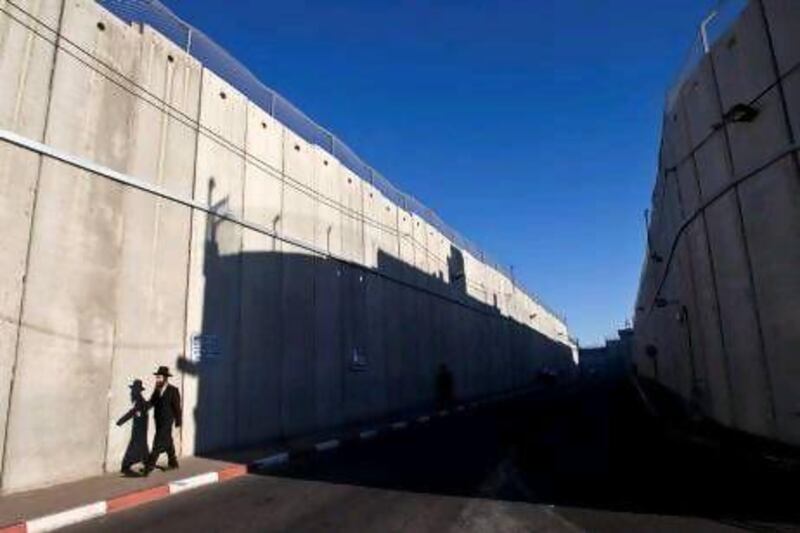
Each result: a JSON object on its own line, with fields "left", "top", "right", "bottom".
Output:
{"left": 162, "top": 0, "right": 715, "bottom": 345}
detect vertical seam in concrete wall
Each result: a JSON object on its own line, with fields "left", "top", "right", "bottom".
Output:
{"left": 9, "top": 2, "right": 35, "bottom": 127}
{"left": 101, "top": 323, "right": 118, "bottom": 473}
{"left": 277, "top": 123, "right": 286, "bottom": 441}
{"left": 754, "top": 0, "right": 800, "bottom": 437}
{"left": 310, "top": 142, "right": 318, "bottom": 432}
{"left": 179, "top": 67, "right": 205, "bottom": 458}
{"left": 679, "top": 97, "right": 738, "bottom": 427}
{"left": 0, "top": 0, "right": 67, "bottom": 488}
{"left": 234, "top": 99, "right": 248, "bottom": 445}
{"left": 706, "top": 41, "right": 777, "bottom": 432}
{"left": 670, "top": 165, "right": 701, "bottom": 393}
{"left": 149, "top": 37, "right": 174, "bottom": 298}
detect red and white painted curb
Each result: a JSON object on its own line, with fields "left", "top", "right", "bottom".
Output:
{"left": 0, "top": 395, "right": 514, "bottom": 532}
{"left": 0, "top": 465, "right": 248, "bottom": 533}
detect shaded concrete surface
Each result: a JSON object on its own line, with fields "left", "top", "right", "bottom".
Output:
{"left": 64, "top": 379, "right": 800, "bottom": 532}
{"left": 634, "top": 0, "right": 800, "bottom": 447}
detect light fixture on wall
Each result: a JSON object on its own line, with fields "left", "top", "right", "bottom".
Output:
{"left": 725, "top": 103, "right": 759, "bottom": 124}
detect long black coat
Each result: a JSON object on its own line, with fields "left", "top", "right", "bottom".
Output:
{"left": 148, "top": 384, "right": 182, "bottom": 445}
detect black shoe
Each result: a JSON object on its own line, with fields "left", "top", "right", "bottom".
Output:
{"left": 121, "top": 467, "right": 137, "bottom": 477}
{"left": 166, "top": 461, "right": 179, "bottom": 471}
{"left": 142, "top": 465, "right": 154, "bottom": 477}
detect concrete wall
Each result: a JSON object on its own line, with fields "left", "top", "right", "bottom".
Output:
{"left": 633, "top": 0, "right": 800, "bottom": 446}
{"left": 0, "top": 0, "right": 574, "bottom": 493}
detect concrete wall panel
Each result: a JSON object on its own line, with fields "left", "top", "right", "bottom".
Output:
{"left": 378, "top": 197, "right": 402, "bottom": 412}
{"left": 712, "top": 2, "right": 775, "bottom": 112}
{"left": 235, "top": 105, "right": 285, "bottom": 445}
{"left": 680, "top": 58, "right": 722, "bottom": 149}
{"left": 2, "top": 0, "right": 140, "bottom": 491}
{"left": 314, "top": 147, "right": 340, "bottom": 257}
{"left": 728, "top": 88, "right": 790, "bottom": 174}
{"left": 704, "top": 192, "right": 772, "bottom": 436}
{"left": 183, "top": 70, "right": 246, "bottom": 454}
{"left": 687, "top": 218, "right": 733, "bottom": 426}
{"left": 104, "top": 27, "right": 200, "bottom": 469}
{"left": 0, "top": 0, "right": 63, "bottom": 480}
{"left": 312, "top": 148, "right": 343, "bottom": 432}
{"left": 786, "top": 69, "right": 800, "bottom": 142}
{"left": 739, "top": 157, "right": 800, "bottom": 444}
{"left": 675, "top": 159, "right": 700, "bottom": 216}
{"left": 410, "top": 215, "right": 432, "bottom": 403}
{"left": 693, "top": 132, "right": 732, "bottom": 202}
{"left": 362, "top": 183, "right": 387, "bottom": 417}
{"left": 339, "top": 167, "right": 363, "bottom": 264}
{"left": 763, "top": 0, "right": 800, "bottom": 76}
{"left": 280, "top": 128, "right": 317, "bottom": 437}
{"left": 396, "top": 208, "right": 416, "bottom": 409}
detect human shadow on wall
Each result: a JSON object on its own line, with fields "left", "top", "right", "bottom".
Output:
{"left": 115, "top": 379, "right": 150, "bottom": 475}
{"left": 176, "top": 197, "right": 575, "bottom": 459}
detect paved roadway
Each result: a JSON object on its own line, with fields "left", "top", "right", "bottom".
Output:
{"left": 66, "top": 381, "right": 800, "bottom": 532}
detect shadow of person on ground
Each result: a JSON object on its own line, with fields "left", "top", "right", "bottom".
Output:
{"left": 116, "top": 379, "right": 150, "bottom": 476}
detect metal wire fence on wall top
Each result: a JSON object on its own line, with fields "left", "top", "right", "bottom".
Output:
{"left": 96, "top": 0, "right": 564, "bottom": 322}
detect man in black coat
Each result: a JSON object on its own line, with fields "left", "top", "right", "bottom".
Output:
{"left": 143, "top": 366, "right": 182, "bottom": 475}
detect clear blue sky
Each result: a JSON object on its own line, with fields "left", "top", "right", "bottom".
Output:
{"left": 162, "top": 0, "right": 715, "bottom": 345}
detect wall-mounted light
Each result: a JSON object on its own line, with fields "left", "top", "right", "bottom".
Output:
{"left": 725, "top": 103, "right": 759, "bottom": 123}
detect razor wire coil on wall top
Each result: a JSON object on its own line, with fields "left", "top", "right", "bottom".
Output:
{"left": 97, "top": 0, "right": 564, "bottom": 322}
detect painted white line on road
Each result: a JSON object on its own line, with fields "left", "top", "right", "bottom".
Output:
{"left": 168, "top": 472, "right": 219, "bottom": 494}
{"left": 253, "top": 452, "right": 290, "bottom": 469}
{"left": 417, "top": 415, "right": 431, "bottom": 423}
{"left": 315, "top": 439, "right": 340, "bottom": 452}
{"left": 359, "top": 429, "right": 378, "bottom": 439}
{"left": 391, "top": 421, "right": 408, "bottom": 430}
{"left": 27, "top": 501, "right": 107, "bottom": 533}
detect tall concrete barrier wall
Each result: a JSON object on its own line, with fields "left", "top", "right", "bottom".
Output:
{"left": 633, "top": 0, "right": 800, "bottom": 447}
{"left": 0, "top": 0, "right": 574, "bottom": 493}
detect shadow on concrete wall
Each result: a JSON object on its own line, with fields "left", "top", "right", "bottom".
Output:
{"left": 176, "top": 200, "right": 574, "bottom": 456}
{"left": 114, "top": 380, "right": 150, "bottom": 473}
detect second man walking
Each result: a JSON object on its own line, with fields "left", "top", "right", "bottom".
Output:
{"left": 143, "top": 365, "right": 182, "bottom": 475}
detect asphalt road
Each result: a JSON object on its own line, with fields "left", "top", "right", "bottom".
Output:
{"left": 66, "top": 381, "right": 800, "bottom": 532}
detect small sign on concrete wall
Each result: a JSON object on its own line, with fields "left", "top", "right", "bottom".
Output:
{"left": 190, "top": 334, "right": 222, "bottom": 363}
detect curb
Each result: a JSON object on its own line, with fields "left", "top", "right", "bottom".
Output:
{"left": 0, "top": 389, "right": 539, "bottom": 533}
{"left": 0, "top": 464, "right": 248, "bottom": 533}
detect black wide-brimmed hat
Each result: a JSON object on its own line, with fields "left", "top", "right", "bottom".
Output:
{"left": 129, "top": 379, "right": 145, "bottom": 392}
{"left": 153, "top": 366, "right": 173, "bottom": 377}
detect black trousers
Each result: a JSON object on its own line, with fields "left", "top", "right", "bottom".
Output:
{"left": 146, "top": 431, "right": 178, "bottom": 467}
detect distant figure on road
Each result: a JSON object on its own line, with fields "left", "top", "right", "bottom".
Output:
{"left": 116, "top": 379, "right": 149, "bottom": 476}
{"left": 436, "top": 363, "right": 454, "bottom": 409}
{"left": 143, "top": 366, "right": 182, "bottom": 476}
